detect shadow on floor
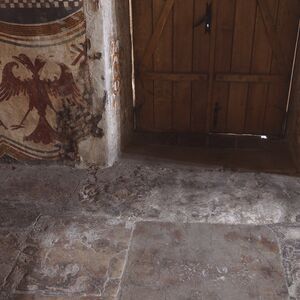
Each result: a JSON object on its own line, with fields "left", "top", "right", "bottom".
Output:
{"left": 124, "top": 133, "right": 299, "bottom": 176}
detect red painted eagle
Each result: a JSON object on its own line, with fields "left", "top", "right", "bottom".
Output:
{"left": 0, "top": 54, "right": 85, "bottom": 144}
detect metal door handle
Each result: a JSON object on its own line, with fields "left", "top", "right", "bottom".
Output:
{"left": 194, "top": 2, "right": 212, "bottom": 33}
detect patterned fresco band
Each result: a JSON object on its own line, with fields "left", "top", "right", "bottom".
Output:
{"left": 0, "top": 0, "right": 83, "bottom": 24}
{"left": 0, "top": 0, "right": 82, "bottom": 9}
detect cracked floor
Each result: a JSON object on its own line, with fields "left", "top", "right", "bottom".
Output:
{"left": 1, "top": 157, "right": 300, "bottom": 299}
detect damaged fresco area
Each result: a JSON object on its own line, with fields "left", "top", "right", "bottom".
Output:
{"left": 0, "top": 0, "right": 104, "bottom": 161}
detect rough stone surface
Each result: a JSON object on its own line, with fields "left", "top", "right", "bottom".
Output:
{"left": 86, "top": 158, "right": 300, "bottom": 225}
{"left": 1, "top": 158, "right": 300, "bottom": 299}
{"left": 119, "top": 222, "right": 288, "bottom": 300}
{"left": 1, "top": 216, "right": 131, "bottom": 300}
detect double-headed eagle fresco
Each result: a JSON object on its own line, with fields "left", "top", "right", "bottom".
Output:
{"left": 0, "top": 54, "right": 85, "bottom": 144}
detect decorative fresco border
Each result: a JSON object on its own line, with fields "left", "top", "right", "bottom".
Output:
{"left": 0, "top": 137, "right": 61, "bottom": 160}
{"left": 0, "top": 0, "right": 83, "bottom": 9}
{"left": 0, "top": 30, "right": 86, "bottom": 48}
{"left": 0, "top": 21, "right": 84, "bottom": 42}
{"left": 0, "top": 0, "right": 83, "bottom": 24}
{"left": 0, "top": 10, "right": 85, "bottom": 37}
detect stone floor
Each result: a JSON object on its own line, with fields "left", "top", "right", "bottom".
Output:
{"left": 120, "top": 223, "right": 288, "bottom": 300}
{"left": 1, "top": 157, "right": 300, "bottom": 299}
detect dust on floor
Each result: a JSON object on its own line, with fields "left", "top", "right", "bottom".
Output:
{"left": 1, "top": 158, "right": 300, "bottom": 299}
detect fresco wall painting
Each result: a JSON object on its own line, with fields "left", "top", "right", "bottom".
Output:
{"left": 0, "top": 0, "right": 91, "bottom": 161}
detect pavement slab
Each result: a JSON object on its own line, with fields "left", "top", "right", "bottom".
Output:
{"left": 119, "top": 222, "right": 289, "bottom": 300}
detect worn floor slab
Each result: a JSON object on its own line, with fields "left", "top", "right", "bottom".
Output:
{"left": 1, "top": 216, "right": 131, "bottom": 300}
{"left": 119, "top": 222, "right": 288, "bottom": 300}
{"left": 0, "top": 203, "right": 39, "bottom": 293}
{"left": 1, "top": 159, "right": 300, "bottom": 225}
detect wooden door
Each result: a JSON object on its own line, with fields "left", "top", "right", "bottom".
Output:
{"left": 132, "top": 0, "right": 299, "bottom": 136}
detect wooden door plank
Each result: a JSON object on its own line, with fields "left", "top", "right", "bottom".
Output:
{"left": 264, "top": 0, "right": 299, "bottom": 135}
{"left": 173, "top": 0, "right": 194, "bottom": 131}
{"left": 132, "top": 0, "right": 154, "bottom": 130}
{"left": 211, "top": 0, "right": 236, "bottom": 132}
{"left": 244, "top": 0, "right": 278, "bottom": 134}
{"left": 191, "top": 0, "right": 211, "bottom": 132}
{"left": 206, "top": 0, "right": 219, "bottom": 132}
{"left": 284, "top": 0, "right": 300, "bottom": 19}
{"left": 257, "top": 0, "right": 289, "bottom": 74}
{"left": 141, "top": 0, "right": 175, "bottom": 69}
{"left": 226, "top": 0, "right": 257, "bottom": 133}
{"left": 153, "top": 0, "right": 173, "bottom": 131}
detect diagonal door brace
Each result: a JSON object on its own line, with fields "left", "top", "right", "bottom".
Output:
{"left": 257, "top": 0, "right": 290, "bottom": 74}
{"left": 141, "top": 0, "right": 175, "bottom": 70}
